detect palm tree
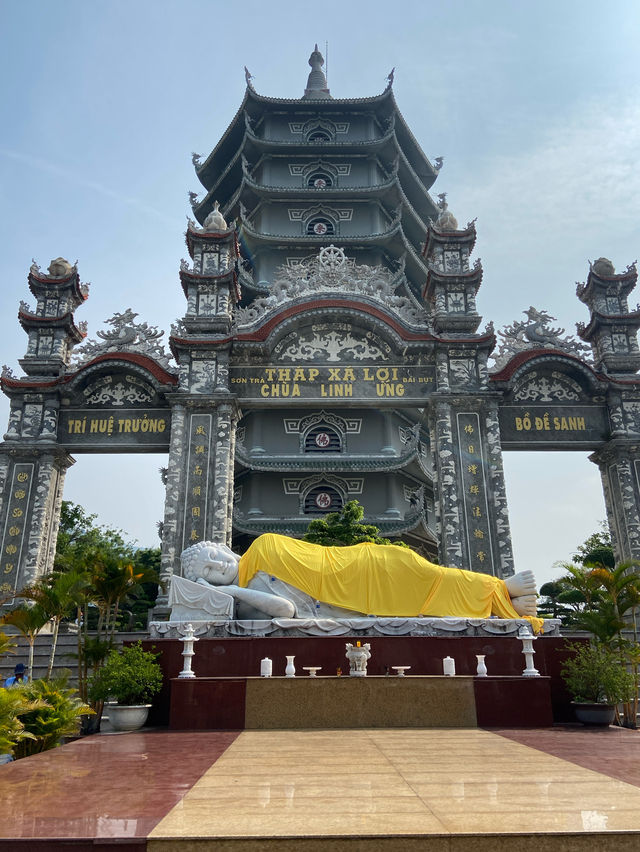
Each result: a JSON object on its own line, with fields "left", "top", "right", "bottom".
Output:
{"left": 0, "top": 604, "right": 50, "bottom": 681}
{"left": 20, "top": 572, "right": 87, "bottom": 678}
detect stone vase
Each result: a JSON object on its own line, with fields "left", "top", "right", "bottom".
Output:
{"left": 108, "top": 704, "right": 151, "bottom": 732}
{"left": 572, "top": 702, "right": 616, "bottom": 726}
{"left": 475, "top": 655, "right": 488, "bottom": 677}
{"left": 285, "top": 655, "right": 296, "bottom": 677}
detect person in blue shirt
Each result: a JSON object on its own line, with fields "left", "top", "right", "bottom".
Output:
{"left": 4, "top": 663, "right": 28, "bottom": 687}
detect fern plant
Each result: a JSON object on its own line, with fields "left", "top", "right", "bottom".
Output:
{"left": 13, "top": 673, "right": 92, "bottom": 759}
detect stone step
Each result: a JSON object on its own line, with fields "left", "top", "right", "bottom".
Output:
{"left": 0, "top": 630, "right": 146, "bottom": 685}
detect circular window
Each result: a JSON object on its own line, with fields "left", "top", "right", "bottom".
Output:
{"left": 315, "top": 492, "right": 332, "bottom": 509}
{"left": 304, "top": 426, "right": 342, "bottom": 452}
{"left": 304, "top": 485, "right": 343, "bottom": 514}
{"left": 307, "top": 172, "right": 332, "bottom": 188}
{"left": 306, "top": 217, "right": 334, "bottom": 236}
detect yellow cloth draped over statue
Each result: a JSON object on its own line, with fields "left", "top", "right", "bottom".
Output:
{"left": 238, "top": 533, "right": 543, "bottom": 633}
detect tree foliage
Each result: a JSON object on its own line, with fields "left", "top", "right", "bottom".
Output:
{"left": 561, "top": 642, "right": 635, "bottom": 704}
{"left": 12, "top": 673, "right": 91, "bottom": 759}
{"left": 545, "top": 524, "right": 640, "bottom": 727}
{"left": 88, "top": 641, "right": 162, "bottom": 706}
{"left": 573, "top": 522, "right": 613, "bottom": 566}
{"left": 303, "top": 500, "right": 409, "bottom": 548}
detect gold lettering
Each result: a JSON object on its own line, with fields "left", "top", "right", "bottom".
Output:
{"left": 192, "top": 486, "right": 201, "bottom": 497}
{"left": 192, "top": 507, "right": 201, "bottom": 518}
{"left": 5, "top": 545, "right": 17, "bottom": 555}
{"left": 195, "top": 445, "right": 205, "bottom": 454}
{"left": 464, "top": 425, "right": 474, "bottom": 434}
{"left": 4, "top": 564, "right": 14, "bottom": 574}
{"left": 468, "top": 464, "right": 478, "bottom": 475}
{"left": 8, "top": 526, "right": 20, "bottom": 536}
{"left": 14, "top": 490, "right": 25, "bottom": 500}
{"left": 469, "top": 485, "right": 479, "bottom": 495}
{"left": 195, "top": 425, "right": 206, "bottom": 435}
{"left": 473, "top": 529, "right": 484, "bottom": 539}
{"left": 11, "top": 509, "right": 23, "bottom": 518}
{"left": 194, "top": 465, "right": 203, "bottom": 475}
{"left": 16, "top": 473, "right": 28, "bottom": 483}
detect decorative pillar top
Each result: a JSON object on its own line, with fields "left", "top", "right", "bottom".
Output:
{"left": 303, "top": 44, "right": 332, "bottom": 100}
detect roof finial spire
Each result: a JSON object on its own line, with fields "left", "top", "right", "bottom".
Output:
{"left": 303, "top": 44, "right": 332, "bottom": 100}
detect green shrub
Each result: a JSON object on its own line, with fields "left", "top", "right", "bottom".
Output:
{"left": 561, "top": 642, "right": 635, "bottom": 704}
{"left": 14, "top": 673, "right": 91, "bottom": 759}
{"left": 88, "top": 641, "right": 162, "bottom": 706}
{"left": 0, "top": 687, "right": 40, "bottom": 758}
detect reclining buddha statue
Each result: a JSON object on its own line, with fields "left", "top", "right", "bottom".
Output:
{"left": 170, "top": 533, "right": 540, "bottom": 629}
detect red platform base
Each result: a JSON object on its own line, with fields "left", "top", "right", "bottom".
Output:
{"left": 140, "top": 634, "right": 576, "bottom": 729}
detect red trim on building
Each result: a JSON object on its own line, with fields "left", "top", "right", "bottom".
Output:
{"left": 488, "top": 349, "right": 608, "bottom": 383}
{"left": 2, "top": 352, "right": 178, "bottom": 391}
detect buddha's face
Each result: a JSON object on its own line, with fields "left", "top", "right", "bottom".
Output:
{"left": 200, "top": 546, "right": 239, "bottom": 585}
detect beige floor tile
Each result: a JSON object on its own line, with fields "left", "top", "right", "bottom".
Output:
{"left": 151, "top": 809, "right": 448, "bottom": 838}
{"left": 436, "top": 808, "right": 640, "bottom": 834}
{"left": 177, "top": 795, "right": 431, "bottom": 815}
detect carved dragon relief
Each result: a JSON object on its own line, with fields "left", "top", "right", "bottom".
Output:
{"left": 72, "top": 309, "right": 175, "bottom": 372}
{"left": 235, "top": 246, "right": 430, "bottom": 329}
{"left": 491, "top": 307, "right": 591, "bottom": 372}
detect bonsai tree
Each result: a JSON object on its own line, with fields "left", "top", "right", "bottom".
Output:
{"left": 561, "top": 642, "right": 634, "bottom": 705}
{"left": 88, "top": 641, "right": 162, "bottom": 706}
{"left": 303, "top": 500, "right": 409, "bottom": 548}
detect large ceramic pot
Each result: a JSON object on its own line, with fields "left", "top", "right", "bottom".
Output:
{"left": 108, "top": 704, "right": 151, "bottom": 732}
{"left": 572, "top": 702, "right": 616, "bottom": 726}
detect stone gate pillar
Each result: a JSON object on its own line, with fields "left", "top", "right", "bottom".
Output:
{"left": 590, "top": 441, "right": 640, "bottom": 563}
{"left": 430, "top": 395, "right": 515, "bottom": 577}
{"left": 0, "top": 445, "right": 73, "bottom": 599}
{"left": 158, "top": 397, "right": 240, "bottom": 601}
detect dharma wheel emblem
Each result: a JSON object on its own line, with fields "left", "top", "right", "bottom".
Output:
{"left": 313, "top": 221, "right": 328, "bottom": 235}
{"left": 315, "top": 492, "right": 332, "bottom": 509}
{"left": 318, "top": 244, "right": 346, "bottom": 270}
{"left": 315, "top": 432, "right": 331, "bottom": 448}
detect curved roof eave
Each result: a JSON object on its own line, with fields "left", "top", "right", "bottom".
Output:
{"left": 196, "top": 89, "right": 252, "bottom": 189}
{"left": 488, "top": 348, "right": 605, "bottom": 385}
{"left": 387, "top": 90, "right": 439, "bottom": 187}
{"left": 1, "top": 351, "right": 179, "bottom": 394}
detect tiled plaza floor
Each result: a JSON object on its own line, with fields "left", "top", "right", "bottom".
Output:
{"left": 1, "top": 727, "right": 640, "bottom": 850}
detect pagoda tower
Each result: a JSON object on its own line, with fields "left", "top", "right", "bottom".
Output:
{"left": 183, "top": 47, "right": 506, "bottom": 570}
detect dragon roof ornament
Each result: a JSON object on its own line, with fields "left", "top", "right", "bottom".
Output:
{"left": 71, "top": 309, "right": 176, "bottom": 372}
{"left": 490, "top": 306, "right": 591, "bottom": 372}
{"left": 234, "top": 246, "right": 430, "bottom": 329}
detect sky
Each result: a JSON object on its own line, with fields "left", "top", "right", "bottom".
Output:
{"left": 1, "top": 0, "right": 639, "bottom": 587}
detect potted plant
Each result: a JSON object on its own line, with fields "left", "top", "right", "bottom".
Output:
{"left": 561, "top": 641, "right": 635, "bottom": 725}
{"left": 88, "top": 642, "right": 162, "bottom": 732}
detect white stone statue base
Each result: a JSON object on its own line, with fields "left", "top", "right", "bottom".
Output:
{"left": 149, "top": 616, "right": 560, "bottom": 640}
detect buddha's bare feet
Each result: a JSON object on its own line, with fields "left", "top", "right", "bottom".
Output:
{"left": 505, "top": 570, "right": 537, "bottom": 599}
{"left": 510, "top": 594, "right": 537, "bottom": 617}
